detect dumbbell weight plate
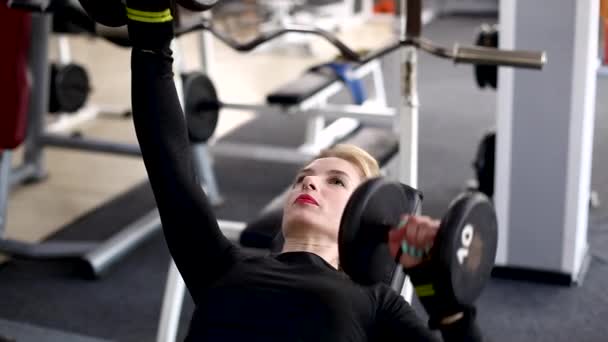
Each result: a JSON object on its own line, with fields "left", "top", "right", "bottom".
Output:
{"left": 182, "top": 72, "right": 220, "bottom": 143}
{"left": 49, "top": 63, "right": 91, "bottom": 114}
{"left": 434, "top": 192, "right": 498, "bottom": 306}
{"left": 338, "top": 177, "right": 423, "bottom": 286}
{"left": 339, "top": 178, "right": 498, "bottom": 307}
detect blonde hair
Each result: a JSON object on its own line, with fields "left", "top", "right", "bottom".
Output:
{"left": 315, "top": 144, "right": 380, "bottom": 179}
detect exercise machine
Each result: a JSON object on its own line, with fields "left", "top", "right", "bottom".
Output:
{"left": 155, "top": 0, "right": 546, "bottom": 340}
{"left": 0, "top": 0, "right": 220, "bottom": 279}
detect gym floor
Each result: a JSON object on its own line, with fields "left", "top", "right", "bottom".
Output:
{"left": 1, "top": 12, "right": 608, "bottom": 342}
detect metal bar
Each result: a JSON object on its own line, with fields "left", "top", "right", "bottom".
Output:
{"left": 178, "top": 19, "right": 361, "bottom": 61}
{"left": 453, "top": 45, "right": 547, "bottom": 69}
{"left": 156, "top": 218, "right": 246, "bottom": 342}
{"left": 0, "top": 239, "right": 97, "bottom": 259}
{"left": 397, "top": 46, "right": 419, "bottom": 201}
{"left": 0, "top": 151, "right": 12, "bottom": 236}
{"left": 198, "top": 11, "right": 214, "bottom": 76}
{"left": 8, "top": 164, "right": 38, "bottom": 189}
{"left": 396, "top": 43, "right": 420, "bottom": 305}
{"left": 370, "top": 60, "right": 388, "bottom": 107}
{"left": 211, "top": 143, "right": 312, "bottom": 164}
{"left": 41, "top": 134, "right": 142, "bottom": 157}
{"left": 412, "top": 38, "right": 547, "bottom": 69}
{"left": 218, "top": 220, "right": 246, "bottom": 242}
{"left": 57, "top": 35, "right": 71, "bottom": 64}
{"left": 0, "top": 239, "right": 98, "bottom": 260}
{"left": 303, "top": 114, "right": 325, "bottom": 149}
{"left": 191, "top": 143, "right": 223, "bottom": 206}
{"left": 362, "top": 41, "right": 403, "bottom": 67}
{"left": 46, "top": 105, "right": 100, "bottom": 134}
{"left": 299, "top": 118, "right": 361, "bottom": 155}
{"left": 22, "top": 14, "right": 51, "bottom": 183}
{"left": 156, "top": 261, "right": 186, "bottom": 342}
{"left": 296, "top": 82, "right": 344, "bottom": 111}
{"left": 310, "top": 104, "right": 395, "bottom": 125}
{"left": 220, "top": 102, "right": 277, "bottom": 113}
{"left": 82, "top": 209, "right": 162, "bottom": 278}
{"left": 221, "top": 102, "right": 395, "bottom": 126}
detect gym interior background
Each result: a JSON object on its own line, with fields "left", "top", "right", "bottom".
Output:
{"left": 1, "top": 0, "right": 608, "bottom": 341}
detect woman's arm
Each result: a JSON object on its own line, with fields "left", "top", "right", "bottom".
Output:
{"left": 375, "top": 287, "right": 484, "bottom": 342}
{"left": 130, "top": 47, "right": 241, "bottom": 302}
{"left": 374, "top": 287, "right": 441, "bottom": 342}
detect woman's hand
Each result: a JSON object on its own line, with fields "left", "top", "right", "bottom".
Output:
{"left": 388, "top": 215, "right": 440, "bottom": 269}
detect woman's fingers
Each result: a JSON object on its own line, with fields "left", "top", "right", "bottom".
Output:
{"left": 388, "top": 215, "right": 442, "bottom": 268}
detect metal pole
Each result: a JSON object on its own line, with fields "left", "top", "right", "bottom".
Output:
{"left": 191, "top": 143, "right": 223, "bottom": 206}
{"left": 21, "top": 14, "right": 51, "bottom": 183}
{"left": 156, "top": 261, "right": 186, "bottom": 342}
{"left": 42, "top": 134, "right": 142, "bottom": 157}
{"left": 396, "top": 0, "right": 422, "bottom": 305}
{"left": 397, "top": 46, "right": 419, "bottom": 189}
{"left": 198, "top": 11, "right": 214, "bottom": 76}
{"left": 156, "top": 219, "right": 246, "bottom": 342}
{"left": 82, "top": 210, "right": 162, "bottom": 278}
{"left": 57, "top": 35, "right": 71, "bottom": 64}
{"left": 0, "top": 151, "right": 12, "bottom": 237}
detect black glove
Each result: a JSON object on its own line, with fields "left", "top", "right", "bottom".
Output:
{"left": 125, "top": 0, "right": 174, "bottom": 51}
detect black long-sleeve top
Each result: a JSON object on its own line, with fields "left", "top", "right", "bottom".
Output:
{"left": 130, "top": 47, "right": 479, "bottom": 342}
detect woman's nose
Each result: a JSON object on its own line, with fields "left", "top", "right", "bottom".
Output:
{"left": 302, "top": 176, "right": 317, "bottom": 191}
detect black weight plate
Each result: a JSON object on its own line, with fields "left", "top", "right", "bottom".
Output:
{"left": 55, "top": 63, "right": 90, "bottom": 113}
{"left": 474, "top": 28, "right": 487, "bottom": 89}
{"left": 435, "top": 192, "right": 497, "bottom": 306}
{"left": 488, "top": 27, "right": 499, "bottom": 89}
{"left": 338, "top": 178, "right": 422, "bottom": 286}
{"left": 183, "top": 72, "right": 220, "bottom": 143}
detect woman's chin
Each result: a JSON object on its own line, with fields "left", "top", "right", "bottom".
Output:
{"left": 285, "top": 213, "right": 314, "bottom": 228}
{"left": 283, "top": 211, "right": 319, "bottom": 232}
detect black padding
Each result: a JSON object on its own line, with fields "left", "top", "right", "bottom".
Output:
{"left": 239, "top": 207, "right": 284, "bottom": 251}
{"left": 339, "top": 127, "right": 398, "bottom": 166}
{"left": 266, "top": 68, "right": 338, "bottom": 105}
{"left": 472, "top": 131, "right": 495, "bottom": 198}
{"left": 339, "top": 178, "right": 422, "bottom": 286}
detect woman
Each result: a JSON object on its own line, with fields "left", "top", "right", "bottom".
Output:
{"left": 123, "top": 1, "right": 483, "bottom": 340}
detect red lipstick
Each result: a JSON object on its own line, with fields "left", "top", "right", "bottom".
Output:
{"left": 295, "top": 194, "right": 319, "bottom": 206}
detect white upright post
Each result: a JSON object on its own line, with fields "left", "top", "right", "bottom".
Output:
{"left": 494, "top": 0, "right": 598, "bottom": 283}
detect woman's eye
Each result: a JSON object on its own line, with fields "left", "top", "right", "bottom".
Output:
{"left": 294, "top": 175, "right": 304, "bottom": 184}
{"left": 330, "top": 177, "right": 346, "bottom": 187}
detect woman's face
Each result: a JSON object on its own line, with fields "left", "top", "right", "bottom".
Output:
{"left": 282, "top": 157, "right": 364, "bottom": 242}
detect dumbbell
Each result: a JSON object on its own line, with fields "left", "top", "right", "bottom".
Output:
{"left": 339, "top": 178, "right": 498, "bottom": 308}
